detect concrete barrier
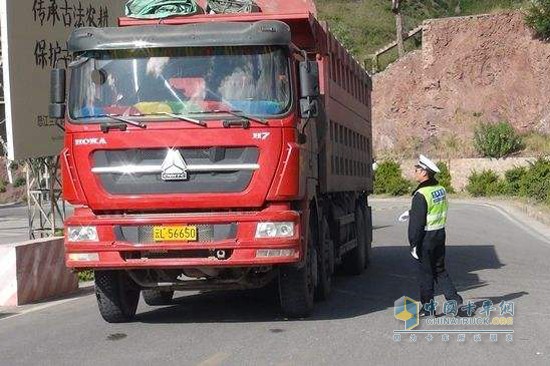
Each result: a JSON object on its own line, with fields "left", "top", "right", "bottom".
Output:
{"left": 0, "top": 237, "right": 78, "bottom": 307}
{"left": 399, "top": 157, "right": 535, "bottom": 191}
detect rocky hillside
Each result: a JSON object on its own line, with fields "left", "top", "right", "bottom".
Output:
{"left": 316, "top": 0, "right": 525, "bottom": 66}
{"left": 372, "top": 12, "right": 550, "bottom": 156}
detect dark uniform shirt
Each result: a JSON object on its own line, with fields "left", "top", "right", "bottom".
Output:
{"left": 408, "top": 177, "right": 439, "bottom": 249}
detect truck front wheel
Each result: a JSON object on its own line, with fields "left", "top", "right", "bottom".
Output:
{"left": 142, "top": 289, "right": 174, "bottom": 306}
{"left": 278, "top": 223, "right": 317, "bottom": 318}
{"left": 95, "top": 270, "right": 140, "bottom": 323}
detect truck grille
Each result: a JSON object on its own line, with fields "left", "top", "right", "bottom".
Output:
{"left": 93, "top": 147, "right": 259, "bottom": 195}
{"left": 115, "top": 223, "right": 237, "bottom": 244}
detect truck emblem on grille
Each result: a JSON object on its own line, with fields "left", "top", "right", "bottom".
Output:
{"left": 160, "top": 149, "right": 188, "bottom": 181}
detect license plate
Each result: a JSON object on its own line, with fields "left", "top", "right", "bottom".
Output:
{"left": 153, "top": 226, "right": 197, "bottom": 242}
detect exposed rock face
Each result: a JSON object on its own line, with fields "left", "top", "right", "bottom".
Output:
{"left": 373, "top": 12, "right": 550, "bottom": 153}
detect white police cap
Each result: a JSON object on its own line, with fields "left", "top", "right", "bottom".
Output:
{"left": 416, "top": 154, "right": 440, "bottom": 174}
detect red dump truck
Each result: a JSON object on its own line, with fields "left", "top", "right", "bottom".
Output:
{"left": 48, "top": 0, "right": 373, "bottom": 322}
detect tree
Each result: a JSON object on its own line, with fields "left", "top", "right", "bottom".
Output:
{"left": 525, "top": 0, "right": 550, "bottom": 41}
{"left": 392, "top": 0, "right": 405, "bottom": 57}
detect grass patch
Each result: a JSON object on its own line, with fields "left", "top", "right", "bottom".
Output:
{"left": 522, "top": 131, "right": 550, "bottom": 156}
{"left": 78, "top": 270, "right": 94, "bottom": 282}
{"left": 460, "top": 0, "right": 527, "bottom": 15}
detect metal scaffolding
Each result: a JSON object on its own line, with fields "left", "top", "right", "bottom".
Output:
{"left": 26, "top": 156, "right": 66, "bottom": 239}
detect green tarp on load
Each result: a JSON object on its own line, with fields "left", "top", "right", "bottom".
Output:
{"left": 125, "top": 0, "right": 198, "bottom": 19}
{"left": 207, "top": 0, "right": 255, "bottom": 14}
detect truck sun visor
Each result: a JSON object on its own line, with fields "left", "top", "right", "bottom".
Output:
{"left": 68, "top": 20, "right": 291, "bottom": 52}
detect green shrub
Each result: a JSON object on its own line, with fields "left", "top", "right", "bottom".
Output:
{"left": 78, "top": 270, "right": 94, "bottom": 282}
{"left": 519, "top": 157, "right": 550, "bottom": 202}
{"left": 525, "top": 0, "right": 550, "bottom": 40}
{"left": 435, "top": 161, "right": 455, "bottom": 193}
{"left": 13, "top": 177, "right": 26, "bottom": 188}
{"left": 504, "top": 166, "right": 528, "bottom": 195}
{"left": 466, "top": 170, "right": 507, "bottom": 197}
{"left": 0, "top": 180, "right": 6, "bottom": 194}
{"left": 374, "top": 160, "right": 411, "bottom": 196}
{"left": 473, "top": 121, "right": 524, "bottom": 158}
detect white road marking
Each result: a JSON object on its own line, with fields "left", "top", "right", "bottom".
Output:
{"left": 0, "top": 290, "right": 92, "bottom": 322}
{"left": 196, "top": 352, "right": 231, "bottom": 366}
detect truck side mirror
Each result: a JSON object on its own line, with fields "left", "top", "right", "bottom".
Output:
{"left": 49, "top": 69, "right": 66, "bottom": 119}
{"left": 299, "top": 61, "right": 319, "bottom": 98}
{"left": 299, "top": 61, "right": 320, "bottom": 119}
{"left": 300, "top": 98, "right": 319, "bottom": 119}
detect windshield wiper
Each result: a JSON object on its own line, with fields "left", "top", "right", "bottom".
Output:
{"left": 105, "top": 114, "right": 146, "bottom": 128}
{"left": 78, "top": 114, "right": 146, "bottom": 132}
{"left": 190, "top": 110, "right": 268, "bottom": 125}
{"left": 147, "top": 112, "right": 207, "bottom": 127}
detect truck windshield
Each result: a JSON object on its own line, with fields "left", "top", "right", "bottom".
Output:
{"left": 68, "top": 46, "right": 291, "bottom": 121}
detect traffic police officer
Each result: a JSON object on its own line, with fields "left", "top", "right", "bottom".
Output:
{"left": 408, "top": 155, "right": 463, "bottom": 315}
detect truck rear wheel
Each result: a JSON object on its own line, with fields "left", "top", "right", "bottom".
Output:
{"left": 363, "top": 205, "right": 373, "bottom": 268}
{"left": 95, "top": 270, "right": 140, "bottom": 323}
{"left": 315, "top": 217, "right": 334, "bottom": 301}
{"left": 343, "top": 207, "right": 366, "bottom": 275}
{"left": 142, "top": 289, "right": 174, "bottom": 306}
{"left": 279, "top": 223, "right": 317, "bottom": 318}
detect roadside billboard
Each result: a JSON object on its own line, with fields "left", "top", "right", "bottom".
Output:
{"left": 0, "top": 0, "right": 125, "bottom": 160}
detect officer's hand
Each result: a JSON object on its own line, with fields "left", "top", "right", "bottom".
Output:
{"left": 398, "top": 210, "right": 410, "bottom": 222}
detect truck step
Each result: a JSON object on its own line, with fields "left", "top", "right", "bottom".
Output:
{"left": 337, "top": 214, "right": 355, "bottom": 226}
{"left": 338, "top": 239, "right": 357, "bottom": 256}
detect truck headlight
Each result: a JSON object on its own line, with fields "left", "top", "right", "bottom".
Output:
{"left": 68, "top": 253, "right": 99, "bottom": 261}
{"left": 255, "top": 222, "right": 294, "bottom": 238}
{"left": 67, "top": 226, "right": 99, "bottom": 242}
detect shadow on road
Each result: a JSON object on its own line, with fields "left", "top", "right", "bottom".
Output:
{"left": 0, "top": 312, "right": 17, "bottom": 320}
{"left": 137, "top": 244, "right": 526, "bottom": 324}
{"left": 373, "top": 225, "right": 393, "bottom": 230}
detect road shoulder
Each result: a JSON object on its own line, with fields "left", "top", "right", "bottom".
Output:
{"left": 0, "top": 282, "right": 94, "bottom": 321}
{"left": 370, "top": 196, "right": 550, "bottom": 244}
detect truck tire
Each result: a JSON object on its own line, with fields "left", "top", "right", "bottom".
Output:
{"left": 142, "top": 289, "right": 174, "bottom": 306}
{"left": 95, "top": 270, "right": 140, "bottom": 323}
{"left": 363, "top": 205, "right": 373, "bottom": 268}
{"left": 279, "top": 224, "right": 317, "bottom": 318}
{"left": 343, "top": 207, "right": 366, "bottom": 275}
{"left": 315, "top": 217, "right": 334, "bottom": 301}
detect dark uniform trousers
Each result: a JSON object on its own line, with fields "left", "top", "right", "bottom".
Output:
{"left": 417, "top": 228, "right": 461, "bottom": 306}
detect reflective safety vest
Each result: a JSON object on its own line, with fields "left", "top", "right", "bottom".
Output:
{"left": 417, "top": 185, "right": 448, "bottom": 231}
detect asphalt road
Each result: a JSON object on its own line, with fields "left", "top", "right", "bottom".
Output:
{"left": 0, "top": 204, "right": 29, "bottom": 244}
{"left": 1, "top": 199, "right": 549, "bottom": 365}
{"left": 0, "top": 204, "right": 72, "bottom": 244}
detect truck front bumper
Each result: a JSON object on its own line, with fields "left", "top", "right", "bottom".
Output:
{"left": 65, "top": 207, "right": 302, "bottom": 270}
